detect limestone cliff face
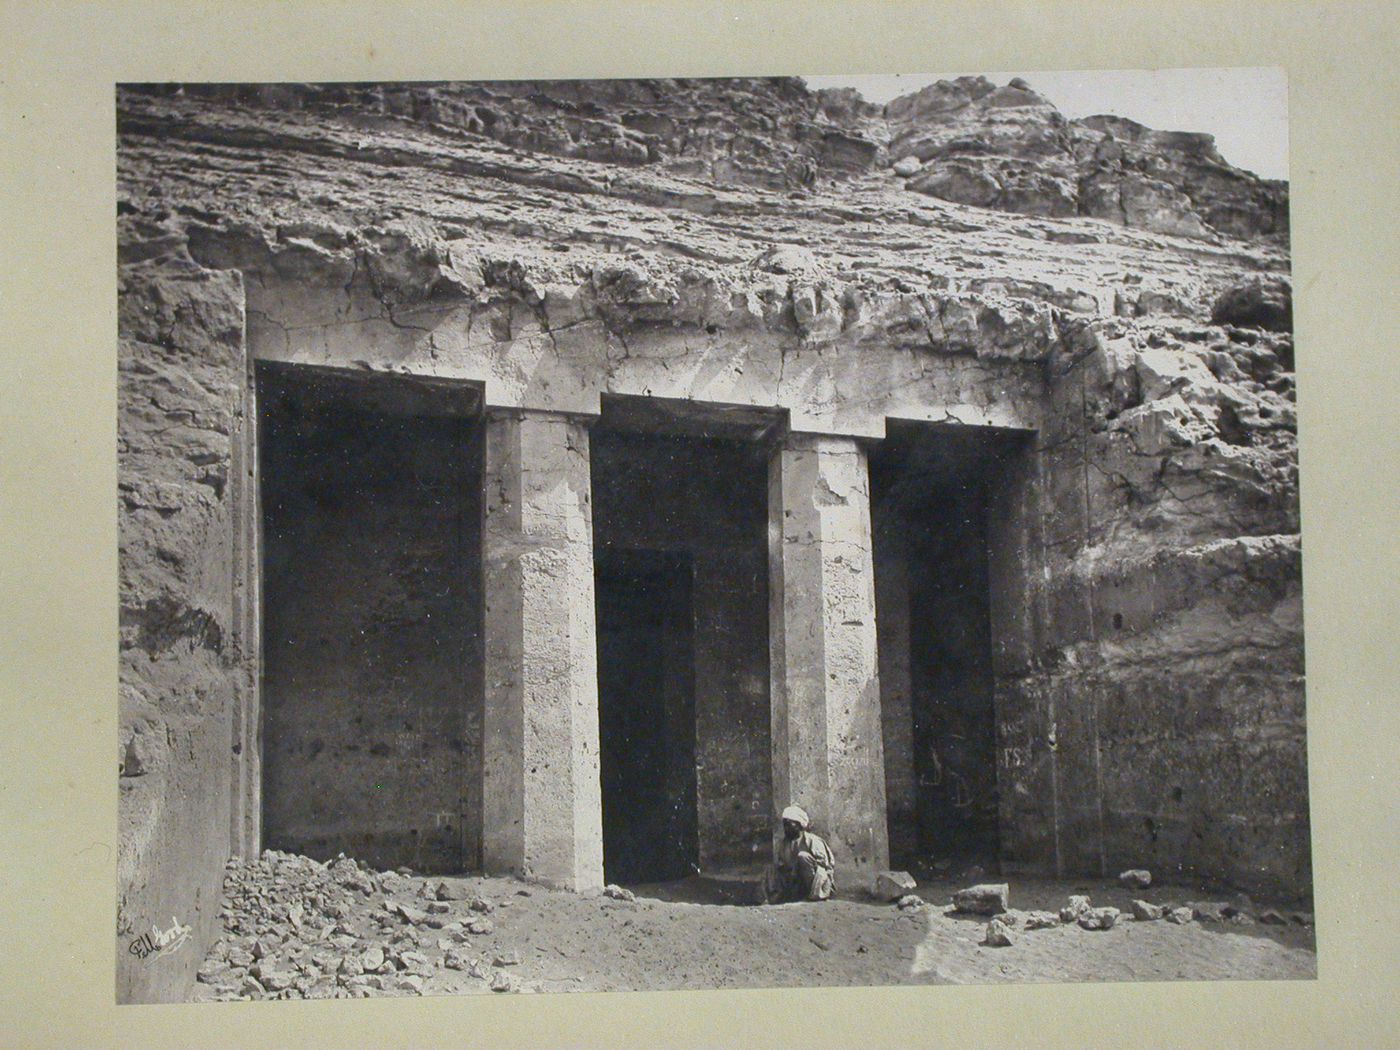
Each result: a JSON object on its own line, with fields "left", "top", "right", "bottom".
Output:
{"left": 884, "top": 76, "right": 1287, "bottom": 240}
{"left": 150, "top": 77, "right": 880, "bottom": 192}
{"left": 116, "top": 75, "right": 1305, "bottom": 999}
{"left": 134, "top": 74, "right": 1286, "bottom": 240}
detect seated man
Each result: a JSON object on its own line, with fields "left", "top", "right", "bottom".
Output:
{"left": 762, "top": 805, "right": 835, "bottom": 904}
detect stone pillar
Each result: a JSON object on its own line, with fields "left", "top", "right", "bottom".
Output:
{"left": 482, "top": 408, "right": 604, "bottom": 891}
{"left": 768, "top": 432, "right": 890, "bottom": 883}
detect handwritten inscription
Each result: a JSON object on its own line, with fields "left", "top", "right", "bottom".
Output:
{"left": 127, "top": 916, "right": 191, "bottom": 962}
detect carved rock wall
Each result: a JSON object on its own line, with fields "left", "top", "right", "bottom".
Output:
{"left": 115, "top": 75, "right": 1305, "bottom": 999}
{"left": 118, "top": 258, "right": 251, "bottom": 1002}
{"left": 995, "top": 310, "right": 1305, "bottom": 896}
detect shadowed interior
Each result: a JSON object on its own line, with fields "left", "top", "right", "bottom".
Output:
{"left": 590, "top": 400, "right": 774, "bottom": 882}
{"left": 258, "top": 365, "right": 484, "bottom": 874}
{"left": 596, "top": 549, "right": 697, "bottom": 884}
{"left": 871, "top": 422, "right": 1028, "bottom": 869}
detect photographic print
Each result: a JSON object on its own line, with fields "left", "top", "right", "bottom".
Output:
{"left": 115, "top": 70, "right": 1311, "bottom": 1004}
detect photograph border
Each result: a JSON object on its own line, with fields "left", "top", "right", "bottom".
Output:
{"left": 3, "top": 1, "right": 1397, "bottom": 1046}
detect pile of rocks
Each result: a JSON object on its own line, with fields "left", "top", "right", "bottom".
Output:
{"left": 193, "top": 849, "right": 525, "bottom": 1000}
{"left": 970, "top": 892, "right": 1138, "bottom": 947}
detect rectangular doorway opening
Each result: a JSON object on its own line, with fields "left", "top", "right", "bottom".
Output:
{"left": 591, "top": 397, "right": 776, "bottom": 886}
{"left": 870, "top": 421, "right": 1032, "bottom": 871}
{"left": 257, "top": 363, "right": 484, "bottom": 874}
{"left": 596, "top": 549, "right": 696, "bottom": 884}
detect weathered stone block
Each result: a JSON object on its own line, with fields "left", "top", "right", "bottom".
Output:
{"left": 1131, "top": 900, "right": 1165, "bottom": 921}
{"left": 952, "top": 883, "right": 1010, "bottom": 915}
{"left": 1189, "top": 901, "right": 1229, "bottom": 923}
{"left": 983, "top": 918, "right": 1015, "bottom": 947}
{"left": 873, "top": 871, "right": 918, "bottom": 901}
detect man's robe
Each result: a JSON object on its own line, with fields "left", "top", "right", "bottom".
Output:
{"left": 763, "top": 829, "right": 835, "bottom": 903}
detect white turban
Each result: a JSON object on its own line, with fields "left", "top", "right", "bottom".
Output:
{"left": 781, "top": 805, "right": 809, "bottom": 828}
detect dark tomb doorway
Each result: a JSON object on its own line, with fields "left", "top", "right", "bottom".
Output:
{"left": 595, "top": 549, "right": 698, "bottom": 885}
{"left": 870, "top": 422, "right": 1031, "bottom": 870}
{"left": 590, "top": 397, "right": 776, "bottom": 881}
{"left": 257, "top": 363, "right": 484, "bottom": 874}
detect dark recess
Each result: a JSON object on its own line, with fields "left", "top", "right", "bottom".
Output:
{"left": 257, "top": 364, "right": 484, "bottom": 874}
{"left": 595, "top": 549, "right": 698, "bottom": 885}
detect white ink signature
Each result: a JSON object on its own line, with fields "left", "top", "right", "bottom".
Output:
{"left": 127, "top": 916, "right": 191, "bottom": 961}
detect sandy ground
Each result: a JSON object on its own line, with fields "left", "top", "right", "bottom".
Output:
{"left": 190, "top": 852, "right": 1315, "bottom": 1000}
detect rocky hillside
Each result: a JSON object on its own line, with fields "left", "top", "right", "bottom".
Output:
{"left": 131, "top": 75, "right": 1286, "bottom": 240}
{"left": 883, "top": 76, "right": 1287, "bottom": 240}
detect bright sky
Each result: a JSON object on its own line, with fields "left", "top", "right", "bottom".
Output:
{"left": 802, "top": 68, "right": 1288, "bottom": 181}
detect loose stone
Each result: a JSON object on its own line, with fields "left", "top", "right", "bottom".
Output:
{"left": 952, "top": 883, "right": 1009, "bottom": 915}
{"left": 983, "top": 919, "right": 1015, "bottom": 947}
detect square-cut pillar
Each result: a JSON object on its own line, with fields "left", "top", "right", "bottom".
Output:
{"left": 482, "top": 408, "right": 604, "bottom": 891}
{"left": 769, "top": 433, "right": 890, "bottom": 882}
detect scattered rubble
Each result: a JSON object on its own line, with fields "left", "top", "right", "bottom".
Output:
{"left": 1189, "top": 901, "right": 1230, "bottom": 923}
{"left": 1023, "top": 911, "right": 1061, "bottom": 930}
{"left": 435, "top": 879, "right": 471, "bottom": 901}
{"left": 490, "top": 971, "right": 518, "bottom": 993}
{"left": 391, "top": 901, "right": 428, "bottom": 924}
{"left": 1119, "top": 869, "right": 1153, "bottom": 889}
{"left": 192, "top": 849, "right": 512, "bottom": 1001}
{"left": 187, "top": 848, "right": 1315, "bottom": 1000}
{"left": 1224, "top": 894, "right": 1255, "bottom": 916}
